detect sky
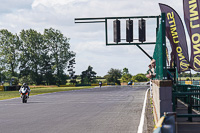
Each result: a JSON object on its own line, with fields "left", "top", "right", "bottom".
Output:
{"left": 0, "top": 0, "right": 188, "bottom": 76}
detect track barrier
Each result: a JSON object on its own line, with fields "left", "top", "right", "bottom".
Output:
{"left": 153, "top": 112, "right": 176, "bottom": 133}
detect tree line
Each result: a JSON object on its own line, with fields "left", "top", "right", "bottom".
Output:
{"left": 0, "top": 28, "right": 75, "bottom": 85}
{"left": 104, "top": 68, "right": 148, "bottom": 84}
{"left": 179, "top": 72, "right": 200, "bottom": 78}
{"left": 79, "top": 66, "right": 148, "bottom": 85}
{"left": 0, "top": 27, "right": 148, "bottom": 86}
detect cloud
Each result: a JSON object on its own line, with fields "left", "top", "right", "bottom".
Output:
{"left": 0, "top": 0, "right": 188, "bottom": 76}
{"left": 0, "top": 0, "right": 33, "bottom": 14}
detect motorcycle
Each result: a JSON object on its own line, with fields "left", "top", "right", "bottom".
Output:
{"left": 20, "top": 87, "right": 29, "bottom": 103}
{"left": 99, "top": 82, "right": 102, "bottom": 88}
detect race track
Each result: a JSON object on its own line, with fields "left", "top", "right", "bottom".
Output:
{"left": 0, "top": 86, "right": 148, "bottom": 133}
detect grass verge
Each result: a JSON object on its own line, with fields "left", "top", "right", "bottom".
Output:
{"left": 0, "top": 86, "right": 95, "bottom": 100}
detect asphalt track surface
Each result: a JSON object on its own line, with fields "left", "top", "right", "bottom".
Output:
{"left": 0, "top": 86, "right": 148, "bottom": 133}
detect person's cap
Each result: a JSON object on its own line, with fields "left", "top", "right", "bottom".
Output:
{"left": 151, "top": 59, "right": 156, "bottom": 64}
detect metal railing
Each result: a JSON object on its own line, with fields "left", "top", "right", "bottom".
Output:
{"left": 177, "top": 80, "right": 200, "bottom": 85}
{"left": 173, "top": 84, "right": 200, "bottom": 121}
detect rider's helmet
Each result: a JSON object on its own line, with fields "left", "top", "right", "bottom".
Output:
{"left": 23, "top": 83, "right": 27, "bottom": 86}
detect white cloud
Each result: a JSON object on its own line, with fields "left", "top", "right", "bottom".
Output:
{"left": 0, "top": 0, "right": 33, "bottom": 14}
{"left": 0, "top": 0, "right": 189, "bottom": 76}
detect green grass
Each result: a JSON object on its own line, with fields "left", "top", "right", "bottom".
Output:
{"left": 0, "top": 86, "right": 94, "bottom": 100}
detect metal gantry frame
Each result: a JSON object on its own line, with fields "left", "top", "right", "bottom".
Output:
{"left": 75, "top": 15, "right": 161, "bottom": 60}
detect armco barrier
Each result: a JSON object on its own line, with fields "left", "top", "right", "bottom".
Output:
{"left": 59, "top": 85, "right": 76, "bottom": 87}
{"left": 153, "top": 112, "right": 176, "bottom": 133}
{"left": 91, "top": 83, "right": 107, "bottom": 86}
{"left": 107, "top": 83, "right": 117, "bottom": 85}
{"left": 91, "top": 84, "right": 99, "bottom": 86}
{"left": 75, "top": 84, "right": 91, "bottom": 87}
{"left": 4, "top": 86, "right": 21, "bottom": 91}
{"left": 0, "top": 86, "right": 3, "bottom": 91}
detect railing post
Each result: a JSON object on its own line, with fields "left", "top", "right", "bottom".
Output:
{"left": 188, "top": 94, "right": 193, "bottom": 122}
{"left": 172, "top": 93, "right": 176, "bottom": 112}
{"left": 161, "top": 13, "right": 167, "bottom": 80}
{"left": 187, "top": 87, "right": 192, "bottom": 121}
{"left": 198, "top": 88, "right": 200, "bottom": 111}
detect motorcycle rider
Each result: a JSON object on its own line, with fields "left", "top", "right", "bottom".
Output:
{"left": 19, "top": 83, "right": 31, "bottom": 97}
{"left": 99, "top": 81, "right": 102, "bottom": 88}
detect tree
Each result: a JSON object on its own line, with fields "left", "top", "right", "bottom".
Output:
{"left": 19, "top": 75, "right": 35, "bottom": 85}
{"left": 44, "top": 28, "right": 75, "bottom": 85}
{"left": 121, "top": 68, "right": 132, "bottom": 82}
{"left": 0, "top": 28, "right": 75, "bottom": 85}
{"left": 104, "top": 68, "right": 122, "bottom": 85}
{"left": 132, "top": 73, "right": 148, "bottom": 82}
{"left": 68, "top": 58, "right": 77, "bottom": 84}
{"left": 193, "top": 73, "right": 200, "bottom": 77}
{"left": 81, "top": 66, "right": 97, "bottom": 84}
{"left": 40, "top": 53, "right": 55, "bottom": 85}
{"left": 0, "top": 29, "right": 21, "bottom": 78}
{"left": 122, "top": 67, "right": 129, "bottom": 75}
{"left": 19, "top": 29, "right": 44, "bottom": 85}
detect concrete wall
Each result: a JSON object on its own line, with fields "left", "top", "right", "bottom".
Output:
{"left": 152, "top": 80, "right": 172, "bottom": 123}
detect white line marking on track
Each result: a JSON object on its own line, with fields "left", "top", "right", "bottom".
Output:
{"left": 137, "top": 88, "right": 150, "bottom": 133}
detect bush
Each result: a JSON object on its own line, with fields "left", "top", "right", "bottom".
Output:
{"left": 121, "top": 74, "right": 132, "bottom": 82}
{"left": 132, "top": 73, "right": 148, "bottom": 82}
{"left": 186, "top": 77, "right": 190, "bottom": 81}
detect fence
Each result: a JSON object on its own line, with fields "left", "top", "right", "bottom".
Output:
{"left": 153, "top": 13, "right": 167, "bottom": 80}
{"left": 3, "top": 86, "right": 21, "bottom": 91}
{"left": 173, "top": 84, "right": 200, "bottom": 121}
{"left": 177, "top": 80, "right": 200, "bottom": 85}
